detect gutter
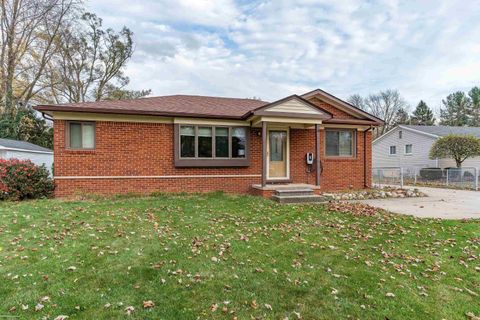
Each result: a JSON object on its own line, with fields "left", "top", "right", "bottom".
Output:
{"left": 0, "top": 146, "right": 53, "bottom": 154}
{"left": 364, "top": 126, "right": 373, "bottom": 188}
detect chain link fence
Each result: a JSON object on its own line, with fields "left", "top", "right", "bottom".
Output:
{"left": 372, "top": 167, "right": 479, "bottom": 190}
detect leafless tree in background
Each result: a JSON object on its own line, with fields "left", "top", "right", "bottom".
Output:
{"left": 348, "top": 89, "right": 409, "bottom": 137}
{"left": 0, "top": 0, "right": 77, "bottom": 112}
{"left": 42, "top": 12, "right": 150, "bottom": 103}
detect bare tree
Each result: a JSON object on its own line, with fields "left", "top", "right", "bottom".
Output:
{"left": 349, "top": 90, "right": 409, "bottom": 137}
{"left": 347, "top": 94, "right": 365, "bottom": 110}
{"left": 0, "top": 0, "right": 77, "bottom": 111}
{"left": 42, "top": 12, "right": 149, "bottom": 103}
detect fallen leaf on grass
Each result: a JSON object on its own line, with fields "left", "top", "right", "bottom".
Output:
{"left": 264, "top": 303, "right": 273, "bottom": 310}
{"left": 125, "top": 306, "right": 134, "bottom": 315}
{"left": 464, "top": 287, "right": 479, "bottom": 297}
{"left": 327, "top": 202, "right": 378, "bottom": 216}
{"left": 466, "top": 312, "right": 480, "bottom": 320}
{"left": 35, "top": 303, "right": 44, "bottom": 311}
{"left": 54, "top": 316, "right": 69, "bottom": 320}
{"left": 143, "top": 300, "right": 155, "bottom": 309}
{"left": 385, "top": 292, "right": 395, "bottom": 298}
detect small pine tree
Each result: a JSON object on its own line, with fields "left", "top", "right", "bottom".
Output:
{"left": 411, "top": 100, "right": 435, "bottom": 125}
{"left": 440, "top": 92, "right": 471, "bottom": 126}
{"left": 469, "top": 87, "right": 480, "bottom": 126}
{"left": 393, "top": 107, "right": 410, "bottom": 125}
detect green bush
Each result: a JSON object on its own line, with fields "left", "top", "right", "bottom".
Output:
{"left": 419, "top": 167, "right": 443, "bottom": 180}
{"left": 0, "top": 159, "right": 54, "bottom": 200}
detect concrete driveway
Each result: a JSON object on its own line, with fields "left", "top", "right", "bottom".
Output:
{"left": 357, "top": 186, "right": 480, "bottom": 219}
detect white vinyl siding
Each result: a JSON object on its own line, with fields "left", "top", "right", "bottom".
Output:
{"left": 438, "top": 157, "right": 480, "bottom": 168}
{"left": 373, "top": 127, "right": 438, "bottom": 169}
{"left": 2, "top": 150, "right": 53, "bottom": 174}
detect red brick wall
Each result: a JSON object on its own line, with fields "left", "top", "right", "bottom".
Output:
{"left": 309, "top": 97, "right": 355, "bottom": 119}
{"left": 289, "top": 128, "right": 372, "bottom": 190}
{"left": 53, "top": 120, "right": 372, "bottom": 197}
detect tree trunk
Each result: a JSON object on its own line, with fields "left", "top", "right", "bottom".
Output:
{"left": 455, "top": 158, "right": 462, "bottom": 168}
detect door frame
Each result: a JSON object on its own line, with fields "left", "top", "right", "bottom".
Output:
{"left": 266, "top": 126, "right": 290, "bottom": 181}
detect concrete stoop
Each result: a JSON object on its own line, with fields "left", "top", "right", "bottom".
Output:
{"left": 271, "top": 188, "right": 329, "bottom": 204}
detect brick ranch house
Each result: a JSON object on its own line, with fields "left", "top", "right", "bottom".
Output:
{"left": 34, "top": 89, "right": 384, "bottom": 199}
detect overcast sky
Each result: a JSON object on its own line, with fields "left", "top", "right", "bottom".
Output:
{"left": 88, "top": 0, "right": 480, "bottom": 113}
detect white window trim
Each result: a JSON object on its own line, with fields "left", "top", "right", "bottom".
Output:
{"left": 389, "top": 145, "right": 397, "bottom": 156}
{"left": 404, "top": 144, "right": 413, "bottom": 155}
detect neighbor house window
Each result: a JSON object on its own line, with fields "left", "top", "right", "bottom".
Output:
{"left": 176, "top": 125, "right": 249, "bottom": 167}
{"left": 405, "top": 144, "right": 413, "bottom": 154}
{"left": 325, "top": 129, "right": 355, "bottom": 157}
{"left": 67, "top": 121, "right": 95, "bottom": 149}
{"left": 390, "top": 146, "right": 396, "bottom": 155}
{"left": 399, "top": 130, "right": 403, "bottom": 139}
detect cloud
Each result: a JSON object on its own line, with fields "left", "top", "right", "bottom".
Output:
{"left": 88, "top": 0, "right": 480, "bottom": 112}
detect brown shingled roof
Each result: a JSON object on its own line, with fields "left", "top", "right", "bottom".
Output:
{"left": 35, "top": 95, "right": 269, "bottom": 119}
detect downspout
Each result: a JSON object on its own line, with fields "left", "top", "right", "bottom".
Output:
{"left": 364, "top": 126, "right": 373, "bottom": 188}
{"left": 41, "top": 112, "right": 54, "bottom": 121}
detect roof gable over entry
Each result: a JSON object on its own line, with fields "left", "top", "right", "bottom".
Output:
{"left": 249, "top": 95, "right": 332, "bottom": 120}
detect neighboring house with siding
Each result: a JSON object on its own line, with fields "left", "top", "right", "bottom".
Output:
{"left": 33, "top": 89, "right": 384, "bottom": 198}
{"left": 0, "top": 138, "right": 53, "bottom": 173}
{"left": 373, "top": 125, "right": 480, "bottom": 169}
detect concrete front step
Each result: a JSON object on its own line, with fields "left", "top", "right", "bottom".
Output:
{"left": 275, "top": 188, "right": 315, "bottom": 197}
{"left": 271, "top": 194, "right": 329, "bottom": 204}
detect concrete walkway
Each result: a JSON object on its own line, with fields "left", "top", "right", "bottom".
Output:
{"left": 356, "top": 186, "right": 480, "bottom": 219}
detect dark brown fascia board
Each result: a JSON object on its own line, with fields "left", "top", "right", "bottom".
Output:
{"left": 33, "top": 105, "right": 246, "bottom": 120}
{"left": 301, "top": 88, "right": 385, "bottom": 124}
{"left": 242, "top": 94, "right": 333, "bottom": 119}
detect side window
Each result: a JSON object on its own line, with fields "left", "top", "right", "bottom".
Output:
{"left": 67, "top": 122, "right": 95, "bottom": 149}
{"left": 389, "top": 146, "right": 396, "bottom": 155}
{"left": 405, "top": 144, "right": 413, "bottom": 154}
{"left": 399, "top": 130, "right": 402, "bottom": 139}
{"left": 325, "top": 129, "right": 355, "bottom": 157}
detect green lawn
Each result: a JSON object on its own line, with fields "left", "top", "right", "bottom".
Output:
{"left": 0, "top": 193, "right": 479, "bottom": 319}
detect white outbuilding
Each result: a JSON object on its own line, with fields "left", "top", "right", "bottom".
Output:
{"left": 0, "top": 138, "right": 53, "bottom": 173}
